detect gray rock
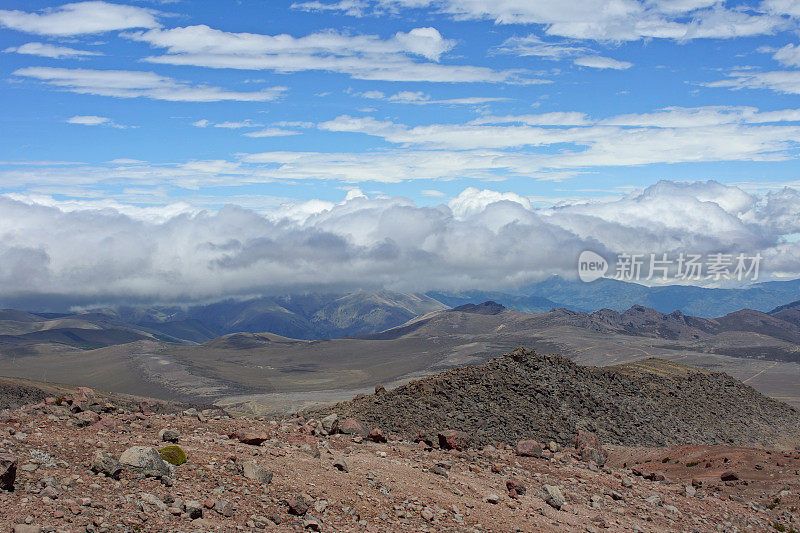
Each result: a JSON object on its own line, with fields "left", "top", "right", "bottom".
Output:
{"left": 158, "top": 428, "right": 180, "bottom": 442}
{"left": 185, "top": 500, "right": 203, "bottom": 519}
{"left": 91, "top": 451, "right": 123, "bottom": 479}
{"left": 321, "top": 414, "right": 339, "bottom": 434}
{"left": 215, "top": 499, "right": 234, "bottom": 517}
{"left": 12, "top": 525, "right": 42, "bottom": 533}
{"left": 119, "top": 446, "right": 170, "bottom": 478}
{"left": 241, "top": 461, "right": 273, "bottom": 484}
{"left": 333, "top": 458, "right": 348, "bottom": 472}
{"left": 541, "top": 484, "right": 565, "bottom": 510}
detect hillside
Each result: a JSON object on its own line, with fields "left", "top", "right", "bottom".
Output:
{"left": 319, "top": 348, "right": 800, "bottom": 448}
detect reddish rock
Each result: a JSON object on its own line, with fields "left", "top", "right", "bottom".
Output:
{"left": 720, "top": 471, "right": 739, "bottom": 481}
{"left": 515, "top": 440, "right": 544, "bottom": 458}
{"left": 368, "top": 428, "right": 387, "bottom": 443}
{"left": 374, "top": 383, "right": 387, "bottom": 395}
{"left": 575, "top": 430, "right": 601, "bottom": 451}
{"left": 574, "top": 430, "right": 607, "bottom": 466}
{"left": 339, "top": 418, "right": 367, "bottom": 436}
{"left": 438, "top": 430, "right": 471, "bottom": 451}
{"left": 74, "top": 411, "right": 100, "bottom": 427}
{"left": 0, "top": 454, "right": 17, "bottom": 491}
{"left": 506, "top": 477, "right": 526, "bottom": 499}
{"left": 287, "top": 494, "right": 310, "bottom": 515}
{"left": 236, "top": 430, "right": 268, "bottom": 446}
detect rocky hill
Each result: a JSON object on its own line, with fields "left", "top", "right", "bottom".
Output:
{"left": 318, "top": 348, "right": 800, "bottom": 449}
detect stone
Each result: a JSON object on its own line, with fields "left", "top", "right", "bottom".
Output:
{"left": 119, "top": 446, "right": 170, "bottom": 478}
{"left": 287, "top": 494, "right": 310, "bottom": 515}
{"left": 158, "top": 445, "right": 188, "bottom": 466}
{"left": 158, "top": 428, "right": 180, "bottom": 442}
{"left": 237, "top": 430, "right": 268, "bottom": 446}
{"left": 41, "top": 485, "right": 59, "bottom": 499}
{"left": 12, "top": 525, "right": 41, "bottom": 533}
{"left": 74, "top": 411, "right": 100, "bottom": 427}
{"left": 368, "top": 428, "right": 387, "bottom": 443}
{"left": 574, "top": 430, "right": 607, "bottom": 467}
{"left": 438, "top": 430, "right": 471, "bottom": 451}
{"left": 374, "top": 383, "right": 387, "bottom": 395}
{"left": 506, "top": 478, "right": 527, "bottom": 499}
{"left": 1, "top": 454, "right": 18, "bottom": 491}
{"left": 303, "top": 516, "right": 323, "bottom": 531}
{"left": 215, "top": 499, "right": 234, "bottom": 517}
{"left": 720, "top": 471, "right": 739, "bottom": 481}
{"left": 541, "top": 484, "right": 565, "bottom": 510}
{"left": 185, "top": 500, "right": 203, "bottom": 519}
{"left": 684, "top": 484, "right": 697, "bottom": 497}
{"left": 241, "top": 461, "right": 273, "bottom": 484}
{"left": 321, "top": 414, "right": 339, "bottom": 434}
{"left": 339, "top": 418, "right": 367, "bottom": 436}
{"left": 515, "top": 440, "right": 544, "bottom": 458}
{"left": 485, "top": 493, "right": 501, "bottom": 504}
{"left": 333, "top": 458, "right": 348, "bottom": 472}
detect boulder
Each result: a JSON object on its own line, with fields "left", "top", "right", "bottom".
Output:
{"left": 158, "top": 428, "right": 180, "bottom": 443}
{"left": 339, "top": 418, "right": 367, "bottom": 436}
{"left": 374, "top": 383, "right": 387, "bottom": 395}
{"left": 119, "top": 446, "right": 170, "bottom": 478}
{"left": 321, "top": 414, "right": 339, "bottom": 434}
{"left": 236, "top": 430, "right": 268, "bottom": 446}
{"left": 574, "top": 430, "right": 607, "bottom": 467}
{"left": 241, "top": 461, "right": 273, "bottom": 484}
{"left": 0, "top": 454, "right": 17, "bottom": 491}
{"left": 515, "top": 440, "right": 544, "bottom": 458}
{"left": 287, "top": 494, "right": 310, "bottom": 515}
{"left": 368, "top": 428, "right": 387, "bottom": 443}
{"left": 91, "top": 451, "right": 122, "bottom": 479}
{"left": 74, "top": 411, "right": 100, "bottom": 427}
{"left": 158, "top": 445, "right": 188, "bottom": 466}
{"left": 720, "top": 471, "right": 739, "bottom": 481}
{"left": 541, "top": 484, "right": 565, "bottom": 510}
{"left": 333, "top": 458, "right": 348, "bottom": 472}
{"left": 506, "top": 477, "right": 526, "bottom": 499}
{"left": 438, "top": 430, "right": 471, "bottom": 451}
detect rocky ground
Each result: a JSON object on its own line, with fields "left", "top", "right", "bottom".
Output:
{"left": 0, "top": 385, "right": 799, "bottom": 532}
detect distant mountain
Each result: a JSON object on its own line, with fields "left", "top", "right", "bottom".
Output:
{"left": 0, "top": 309, "right": 182, "bottom": 356}
{"left": 104, "top": 290, "right": 447, "bottom": 342}
{"left": 429, "top": 276, "right": 800, "bottom": 317}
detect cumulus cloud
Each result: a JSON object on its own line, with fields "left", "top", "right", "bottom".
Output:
{"left": 360, "top": 90, "right": 509, "bottom": 105}
{"left": 4, "top": 42, "right": 102, "bottom": 59}
{"left": 13, "top": 67, "right": 288, "bottom": 102}
{"left": 0, "top": 1, "right": 160, "bottom": 36}
{"left": 1, "top": 180, "right": 799, "bottom": 307}
{"left": 122, "top": 24, "right": 533, "bottom": 83}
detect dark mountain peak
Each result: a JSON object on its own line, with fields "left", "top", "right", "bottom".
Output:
{"left": 770, "top": 299, "right": 800, "bottom": 314}
{"left": 450, "top": 301, "right": 506, "bottom": 315}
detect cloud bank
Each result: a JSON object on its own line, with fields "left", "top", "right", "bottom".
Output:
{"left": 1, "top": 180, "right": 798, "bottom": 308}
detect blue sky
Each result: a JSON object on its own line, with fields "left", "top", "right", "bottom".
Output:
{"left": 3, "top": 0, "right": 800, "bottom": 209}
{"left": 2, "top": 1, "right": 800, "bottom": 303}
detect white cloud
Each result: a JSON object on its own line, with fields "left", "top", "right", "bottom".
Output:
{"left": 0, "top": 1, "right": 160, "bottom": 36}
{"left": 193, "top": 119, "right": 211, "bottom": 128}
{"left": 707, "top": 70, "right": 800, "bottom": 95}
{"left": 243, "top": 128, "right": 301, "bottom": 138}
{"left": 360, "top": 90, "right": 509, "bottom": 105}
{"left": 124, "top": 24, "right": 533, "bottom": 84}
{"left": 1, "top": 180, "right": 799, "bottom": 305}
{"left": 13, "top": 67, "right": 288, "bottom": 102}
{"left": 296, "top": 0, "right": 788, "bottom": 41}
{"left": 421, "top": 189, "right": 446, "bottom": 197}
{"left": 573, "top": 55, "right": 632, "bottom": 70}
{"left": 495, "top": 34, "right": 590, "bottom": 59}
{"left": 771, "top": 43, "right": 800, "bottom": 67}
{"left": 66, "top": 115, "right": 126, "bottom": 128}
{"left": 4, "top": 42, "right": 102, "bottom": 59}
